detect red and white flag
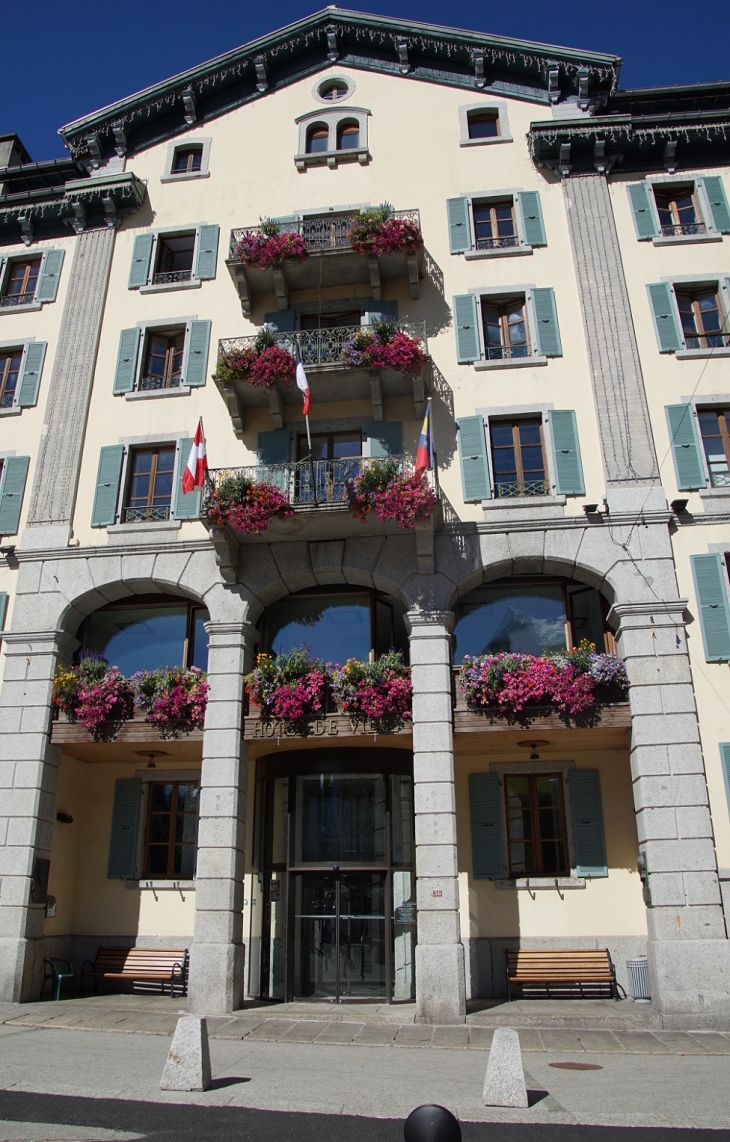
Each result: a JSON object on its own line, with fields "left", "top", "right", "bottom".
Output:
{"left": 295, "top": 338, "right": 310, "bottom": 417}
{"left": 182, "top": 418, "right": 207, "bottom": 494}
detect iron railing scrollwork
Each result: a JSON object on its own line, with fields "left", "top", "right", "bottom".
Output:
{"left": 218, "top": 320, "right": 428, "bottom": 369}
{"left": 229, "top": 209, "right": 421, "bottom": 259}
{"left": 660, "top": 223, "right": 706, "bottom": 237}
{"left": 494, "top": 480, "right": 549, "bottom": 499}
{"left": 124, "top": 506, "right": 172, "bottom": 523}
{"left": 151, "top": 270, "right": 193, "bottom": 285}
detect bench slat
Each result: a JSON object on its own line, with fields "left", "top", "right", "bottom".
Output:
{"left": 506, "top": 948, "right": 617, "bottom": 1000}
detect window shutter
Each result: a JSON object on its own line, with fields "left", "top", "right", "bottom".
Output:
{"left": 17, "top": 341, "right": 47, "bottom": 407}
{"left": 91, "top": 445, "right": 124, "bottom": 527}
{"left": 194, "top": 224, "right": 219, "bottom": 280}
{"left": 547, "top": 410, "right": 584, "bottom": 496}
{"left": 257, "top": 429, "right": 292, "bottom": 464}
{"left": 0, "top": 456, "right": 30, "bottom": 537}
{"left": 457, "top": 416, "right": 491, "bottom": 502}
{"left": 0, "top": 591, "right": 8, "bottom": 633}
{"left": 113, "top": 328, "right": 140, "bottom": 395}
{"left": 107, "top": 779, "right": 141, "bottom": 879}
{"left": 183, "top": 320, "right": 211, "bottom": 387}
{"left": 720, "top": 743, "right": 730, "bottom": 817}
{"left": 35, "top": 249, "right": 64, "bottom": 303}
{"left": 532, "top": 288, "right": 562, "bottom": 357}
{"left": 447, "top": 197, "right": 472, "bottom": 254}
{"left": 699, "top": 176, "right": 730, "bottom": 234}
{"left": 665, "top": 405, "right": 706, "bottom": 490}
{"left": 367, "top": 421, "right": 402, "bottom": 457}
{"left": 362, "top": 301, "right": 398, "bottom": 325}
{"left": 691, "top": 553, "right": 730, "bottom": 662}
{"left": 173, "top": 438, "right": 201, "bottom": 520}
{"left": 517, "top": 191, "right": 546, "bottom": 247}
{"left": 264, "top": 309, "right": 296, "bottom": 332}
{"left": 627, "top": 183, "right": 659, "bottom": 240}
{"left": 647, "top": 283, "right": 682, "bottom": 352}
{"left": 453, "top": 294, "right": 480, "bottom": 363}
{"left": 469, "top": 773, "right": 504, "bottom": 879}
{"left": 569, "top": 770, "right": 607, "bottom": 877}
{"left": 128, "top": 233, "right": 154, "bottom": 289}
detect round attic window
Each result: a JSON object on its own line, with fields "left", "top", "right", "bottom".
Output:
{"left": 313, "top": 76, "right": 355, "bottom": 104}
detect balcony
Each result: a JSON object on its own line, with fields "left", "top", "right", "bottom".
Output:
{"left": 214, "top": 321, "right": 432, "bottom": 433}
{"left": 226, "top": 210, "right": 424, "bottom": 315}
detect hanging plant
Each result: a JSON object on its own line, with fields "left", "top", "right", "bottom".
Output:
{"left": 347, "top": 458, "right": 436, "bottom": 529}
{"left": 234, "top": 218, "right": 307, "bottom": 268}
{"left": 332, "top": 650, "right": 412, "bottom": 729}
{"left": 131, "top": 667, "right": 208, "bottom": 734}
{"left": 341, "top": 321, "right": 425, "bottom": 377}
{"left": 245, "top": 647, "right": 331, "bottom": 729}
{"left": 206, "top": 472, "right": 294, "bottom": 535}
{"left": 52, "top": 652, "right": 133, "bottom": 732}
{"left": 348, "top": 206, "right": 423, "bottom": 257}
{"left": 215, "top": 329, "right": 296, "bottom": 389}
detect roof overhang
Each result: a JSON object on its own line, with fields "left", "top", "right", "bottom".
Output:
{"left": 0, "top": 171, "right": 147, "bottom": 245}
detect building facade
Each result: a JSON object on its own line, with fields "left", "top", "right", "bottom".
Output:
{"left": 0, "top": 10, "right": 729, "bottom": 1022}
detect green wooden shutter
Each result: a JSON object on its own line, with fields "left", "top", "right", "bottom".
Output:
{"left": 453, "top": 294, "right": 480, "bottom": 363}
{"left": 647, "top": 283, "right": 682, "bottom": 352}
{"left": 0, "top": 456, "right": 29, "bottom": 536}
{"left": 194, "top": 224, "right": 219, "bottom": 280}
{"left": 0, "top": 592, "right": 8, "bottom": 633}
{"left": 362, "top": 301, "right": 398, "bottom": 325}
{"left": 128, "top": 233, "right": 154, "bottom": 288}
{"left": 720, "top": 743, "right": 730, "bottom": 817}
{"left": 17, "top": 341, "right": 47, "bottom": 407}
{"left": 699, "top": 176, "right": 730, "bottom": 234}
{"left": 35, "top": 249, "right": 64, "bottom": 303}
{"left": 91, "top": 445, "right": 124, "bottom": 527}
{"left": 264, "top": 309, "right": 296, "bottom": 332}
{"left": 447, "top": 197, "right": 472, "bottom": 253}
{"left": 569, "top": 770, "right": 607, "bottom": 878}
{"left": 108, "top": 779, "right": 141, "bottom": 879}
{"left": 173, "top": 438, "right": 201, "bottom": 520}
{"left": 469, "top": 773, "right": 504, "bottom": 879}
{"left": 257, "top": 429, "right": 292, "bottom": 464}
{"left": 627, "top": 183, "right": 659, "bottom": 240}
{"left": 517, "top": 191, "right": 546, "bottom": 247}
{"left": 113, "top": 328, "right": 140, "bottom": 395}
{"left": 367, "top": 421, "right": 402, "bottom": 457}
{"left": 532, "top": 288, "right": 562, "bottom": 357}
{"left": 457, "top": 416, "right": 491, "bottom": 502}
{"left": 548, "top": 410, "right": 585, "bottom": 496}
{"left": 691, "top": 553, "right": 730, "bottom": 662}
{"left": 183, "top": 320, "right": 211, "bottom": 387}
{"left": 666, "top": 405, "right": 706, "bottom": 490}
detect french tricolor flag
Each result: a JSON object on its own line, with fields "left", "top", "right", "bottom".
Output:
{"left": 295, "top": 338, "right": 310, "bottom": 417}
{"left": 415, "top": 398, "right": 434, "bottom": 477}
{"left": 182, "top": 418, "right": 208, "bottom": 494}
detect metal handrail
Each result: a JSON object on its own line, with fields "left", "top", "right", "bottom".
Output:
{"left": 494, "top": 480, "right": 549, "bottom": 498}
{"left": 229, "top": 208, "right": 421, "bottom": 259}
{"left": 217, "top": 320, "right": 428, "bottom": 368}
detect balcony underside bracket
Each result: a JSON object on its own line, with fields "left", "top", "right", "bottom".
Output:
{"left": 414, "top": 506, "right": 440, "bottom": 575}
{"left": 407, "top": 253, "right": 421, "bottom": 300}
{"left": 267, "top": 388, "right": 285, "bottom": 429}
{"left": 273, "top": 268, "right": 290, "bottom": 310}
{"left": 217, "top": 379, "right": 246, "bottom": 437}
{"left": 368, "top": 257, "right": 382, "bottom": 301}
{"left": 234, "top": 266, "right": 252, "bottom": 316}
{"left": 206, "top": 523, "right": 239, "bottom": 584}
{"left": 412, "top": 372, "right": 425, "bottom": 419}
{"left": 369, "top": 374, "right": 383, "bottom": 421}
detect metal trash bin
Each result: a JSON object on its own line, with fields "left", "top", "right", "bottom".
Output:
{"left": 626, "top": 956, "right": 651, "bottom": 1001}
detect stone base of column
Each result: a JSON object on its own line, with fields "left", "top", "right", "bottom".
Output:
{"left": 187, "top": 942, "right": 245, "bottom": 1014}
{"left": 648, "top": 938, "right": 730, "bottom": 1023}
{"left": 415, "top": 942, "right": 466, "bottom": 1024}
{"left": 0, "top": 937, "right": 41, "bottom": 1003}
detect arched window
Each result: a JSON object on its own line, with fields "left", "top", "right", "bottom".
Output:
{"left": 80, "top": 594, "right": 209, "bottom": 674}
{"left": 453, "top": 577, "right": 612, "bottom": 663}
{"left": 337, "top": 121, "right": 360, "bottom": 150}
{"left": 306, "top": 124, "right": 330, "bottom": 154}
{"left": 262, "top": 588, "right": 407, "bottom": 662}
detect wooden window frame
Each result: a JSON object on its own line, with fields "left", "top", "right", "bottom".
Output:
{"left": 306, "top": 125, "right": 330, "bottom": 154}
{"left": 337, "top": 122, "right": 360, "bottom": 151}
{"left": 489, "top": 417, "right": 547, "bottom": 499}
{"left": 0, "top": 349, "right": 22, "bottom": 408}
{"left": 3, "top": 259, "right": 41, "bottom": 303}
{"left": 675, "top": 287, "right": 727, "bottom": 349}
{"left": 698, "top": 407, "right": 730, "bottom": 487}
{"left": 481, "top": 296, "right": 530, "bottom": 360}
{"left": 172, "top": 147, "right": 203, "bottom": 174}
{"left": 472, "top": 199, "right": 517, "bottom": 250}
{"left": 504, "top": 771, "right": 569, "bottom": 878}
{"left": 141, "top": 328, "right": 186, "bottom": 390}
{"left": 81, "top": 595, "right": 208, "bottom": 669}
{"left": 124, "top": 444, "right": 176, "bottom": 522}
{"left": 653, "top": 184, "right": 704, "bottom": 236}
{"left": 143, "top": 779, "right": 200, "bottom": 879}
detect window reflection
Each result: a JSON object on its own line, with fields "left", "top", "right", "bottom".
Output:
{"left": 263, "top": 590, "right": 407, "bottom": 662}
{"left": 84, "top": 601, "right": 209, "bottom": 673}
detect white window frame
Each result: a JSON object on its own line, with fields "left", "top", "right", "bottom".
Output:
{"left": 0, "top": 250, "right": 54, "bottom": 314}
{"left": 295, "top": 107, "right": 371, "bottom": 170}
{"left": 468, "top": 284, "right": 548, "bottom": 370}
{"left": 660, "top": 274, "right": 730, "bottom": 360}
{"left": 644, "top": 175, "right": 721, "bottom": 246}
{"left": 312, "top": 75, "right": 356, "bottom": 105}
{"left": 458, "top": 101, "right": 511, "bottom": 148}
{"left": 459, "top": 188, "right": 534, "bottom": 260}
{"left": 161, "top": 137, "right": 212, "bottom": 183}
{"left": 138, "top": 227, "right": 206, "bottom": 294}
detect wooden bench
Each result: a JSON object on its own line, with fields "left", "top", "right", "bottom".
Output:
{"left": 505, "top": 949, "right": 621, "bottom": 1001}
{"left": 81, "top": 947, "right": 188, "bottom": 997}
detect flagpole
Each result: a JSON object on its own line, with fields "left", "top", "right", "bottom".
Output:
{"left": 297, "top": 336, "right": 316, "bottom": 506}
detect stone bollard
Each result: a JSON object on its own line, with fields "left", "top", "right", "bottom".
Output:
{"left": 160, "top": 1014, "right": 212, "bottom": 1092}
{"left": 483, "top": 1027, "right": 528, "bottom": 1108}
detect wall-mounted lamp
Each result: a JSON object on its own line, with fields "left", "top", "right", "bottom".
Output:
{"left": 671, "top": 499, "right": 688, "bottom": 515}
{"left": 56, "top": 812, "right": 74, "bottom": 824}
{"left": 137, "top": 750, "right": 168, "bottom": 769}
{"left": 583, "top": 504, "right": 599, "bottom": 516}
{"left": 0, "top": 545, "right": 16, "bottom": 557}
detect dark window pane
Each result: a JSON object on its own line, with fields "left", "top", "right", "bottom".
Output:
{"left": 150, "top": 784, "right": 174, "bottom": 811}
{"left": 177, "top": 784, "right": 199, "bottom": 812}
{"left": 266, "top": 594, "right": 371, "bottom": 661}
{"left": 308, "top": 129, "right": 329, "bottom": 153}
{"left": 86, "top": 606, "right": 190, "bottom": 673}
{"left": 149, "top": 815, "right": 171, "bottom": 843}
{"left": 338, "top": 125, "right": 359, "bottom": 150}
{"left": 179, "top": 845, "right": 196, "bottom": 877}
{"left": 468, "top": 113, "right": 499, "bottom": 139}
{"left": 146, "top": 846, "right": 169, "bottom": 876}
{"left": 191, "top": 609, "right": 209, "bottom": 670}
{"left": 454, "top": 583, "right": 569, "bottom": 660}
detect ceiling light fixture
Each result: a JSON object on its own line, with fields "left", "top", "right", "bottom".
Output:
{"left": 518, "top": 739, "right": 550, "bottom": 760}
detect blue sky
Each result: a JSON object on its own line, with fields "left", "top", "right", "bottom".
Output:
{"left": 5, "top": 0, "right": 730, "bottom": 161}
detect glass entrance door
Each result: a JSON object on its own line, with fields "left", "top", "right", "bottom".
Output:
{"left": 292, "top": 871, "right": 386, "bottom": 1000}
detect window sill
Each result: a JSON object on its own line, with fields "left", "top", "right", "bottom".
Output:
{"left": 124, "top": 386, "right": 191, "bottom": 401}
{"left": 474, "top": 355, "right": 547, "bottom": 371}
{"left": 107, "top": 519, "right": 181, "bottom": 536}
{"left": 699, "top": 488, "right": 730, "bottom": 513}
{"left": 160, "top": 171, "right": 210, "bottom": 184}
{"left": 651, "top": 232, "right": 721, "bottom": 246}
{"left": 459, "top": 136, "right": 513, "bottom": 147}
{"left": 0, "top": 301, "right": 42, "bottom": 315}
{"left": 675, "top": 347, "right": 730, "bottom": 360}
{"left": 138, "top": 280, "right": 202, "bottom": 295}
{"left": 464, "top": 246, "right": 532, "bottom": 260}
{"left": 495, "top": 876, "right": 586, "bottom": 890}
{"left": 125, "top": 879, "right": 196, "bottom": 890}
{"left": 295, "top": 148, "right": 369, "bottom": 171}
{"left": 0, "top": 407, "right": 22, "bottom": 417}
{"left": 483, "top": 494, "right": 565, "bottom": 511}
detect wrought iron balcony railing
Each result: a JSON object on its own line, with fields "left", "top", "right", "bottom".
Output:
{"left": 684, "top": 332, "right": 730, "bottom": 350}
{"left": 123, "top": 505, "right": 172, "bottom": 523}
{"left": 660, "top": 222, "right": 707, "bottom": 237}
{"left": 217, "top": 320, "right": 428, "bottom": 371}
{"left": 494, "top": 479, "right": 549, "bottom": 498}
{"left": 204, "top": 455, "right": 422, "bottom": 512}
{"left": 151, "top": 269, "right": 193, "bottom": 285}
{"left": 485, "top": 343, "right": 531, "bottom": 361}
{"left": 138, "top": 373, "right": 182, "bottom": 392}
{"left": 709, "top": 469, "right": 730, "bottom": 488}
{"left": 0, "top": 292, "right": 36, "bottom": 308}
{"left": 475, "top": 235, "right": 519, "bottom": 250}
{"left": 228, "top": 209, "right": 421, "bottom": 259}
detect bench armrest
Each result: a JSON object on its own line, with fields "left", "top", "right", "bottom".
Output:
{"left": 81, "top": 959, "right": 96, "bottom": 975}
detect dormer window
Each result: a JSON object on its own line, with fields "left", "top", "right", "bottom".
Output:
{"left": 296, "top": 108, "right": 370, "bottom": 169}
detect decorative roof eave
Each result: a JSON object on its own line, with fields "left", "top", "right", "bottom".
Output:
{"left": 58, "top": 9, "right": 621, "bottom": 165}
{"left": 0, "top": 172, "right": 147, "bottom": 244}
{"left": 529, "top": 113, "right": 730, "bottom": 175}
